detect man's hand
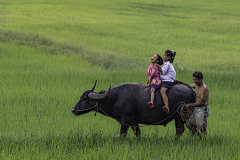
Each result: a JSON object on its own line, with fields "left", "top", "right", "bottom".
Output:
{"left": 175, "top": 80, "right": 180, "bottom": 84}
{"left": 185, "top": 104, "right": 191, "bottom": 109}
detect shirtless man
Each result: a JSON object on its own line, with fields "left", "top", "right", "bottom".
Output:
{"left": 175, "top": 71, "right": 209, "bottom": 136}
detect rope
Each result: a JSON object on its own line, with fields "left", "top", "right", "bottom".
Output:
{"left": 97, "top": 106, "right": 178, "bottom": 128}
{"left": 74, "top": 101, "right": 194, "bottom": 128}
{"left": 177, "top": 102, "right": 195, "bottom": 123}
{"left": 75, "top": 101, "right": 98, "bottom": 113}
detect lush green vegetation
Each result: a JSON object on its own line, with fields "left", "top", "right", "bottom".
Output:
{"left": 0, "top": 0, "right": 239, "bottom": 159}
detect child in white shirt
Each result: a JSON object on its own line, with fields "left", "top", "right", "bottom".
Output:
{"left": 160, "top": 50, "right": 176, "bottom": 113}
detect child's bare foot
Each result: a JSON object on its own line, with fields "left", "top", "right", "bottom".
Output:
{"left": 148, "top": 102, "right": 154, "bottom": 108}
{"left": 162, "top": 106, "right": 170, "bottom": 113}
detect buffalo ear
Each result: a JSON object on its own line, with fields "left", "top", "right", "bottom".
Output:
{"left": 91, "top": 80, "right": 97, "bottom": 92}
{"left": 99, "top": 89, "right": 105, "bottom": 94}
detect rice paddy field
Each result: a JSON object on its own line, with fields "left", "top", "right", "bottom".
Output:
{"left": 0, "top": 0, "right": 240, "bottom": 159}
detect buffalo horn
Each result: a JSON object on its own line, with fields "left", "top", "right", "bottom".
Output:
{"left": 88, "top": 86, "right": 111, "bottom": 100}
{"left": 91, "top": 80, "right": 97, "bottom": 92}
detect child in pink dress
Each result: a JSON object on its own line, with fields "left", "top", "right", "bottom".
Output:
{"left": 144, "top": 54, "right": 163, "bottom": 108}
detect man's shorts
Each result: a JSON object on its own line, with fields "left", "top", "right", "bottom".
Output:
{"left": 187, "top": 105, "right": 210, "bottom": 130}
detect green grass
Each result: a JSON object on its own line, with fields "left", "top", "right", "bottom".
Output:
{"left": 1, "top": 0, "right": 240, "bottom": 71}
{"left": 0, "top": 42, "right": 239, "bottom": 159}
{"left": 0, "top": 0, "right": 240, "bottom": 159}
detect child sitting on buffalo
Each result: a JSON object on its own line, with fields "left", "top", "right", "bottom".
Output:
{"left": 143, "top": 54, "right": 163, "bottom": 108}
{"left": 160, "top": 50, "right": 177, "bottom": 114}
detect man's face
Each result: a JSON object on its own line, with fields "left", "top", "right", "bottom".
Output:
{"left": 193, "top": 77, "right": 202, "bottom": 86}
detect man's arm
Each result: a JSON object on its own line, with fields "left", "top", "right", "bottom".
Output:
{"left": 175, "top": 79, "right": 195, "bottom": 88}
{"left": 186, "top": 87, "right": 208, "bottom": 108}
{"left": 185, "top": 101, "right": 205, "bottom": 108}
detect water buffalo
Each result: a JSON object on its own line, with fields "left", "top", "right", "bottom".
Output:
{"left": 72, "top": 81, "right": 195, "bottom": 137}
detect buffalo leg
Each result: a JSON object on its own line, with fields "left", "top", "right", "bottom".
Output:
{"left": 131, "top": 123, "right": 141, "bottom": 137}
{"left": 120, "top": 124, "right": 129, "bottom": 137}
{"left": 174, "top": 118, "right": 185, "bottom": 137}
{"left": 120, "top": 116, "right": 134, "bottom": 137}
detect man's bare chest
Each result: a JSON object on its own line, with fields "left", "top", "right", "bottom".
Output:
{"left": 196, "top": 87, "right": 204, "bottom": 99}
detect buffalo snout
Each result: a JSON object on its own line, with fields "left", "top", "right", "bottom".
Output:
{"left": 72, "top": 108, "right": 76, "bottom": 114}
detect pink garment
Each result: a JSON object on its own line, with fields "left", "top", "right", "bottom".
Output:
{"left": 146, "top": 64, "right": 162, "bottom": 86}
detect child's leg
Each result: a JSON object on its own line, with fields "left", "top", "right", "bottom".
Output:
{"left": 150, "top": 88, "right": 156, "bottom": 103}
{"left": 160, "top": 87, "right": 170, "bottom": 113}
{"left": 148, "top": 88, "right": 156, "bottom": 108}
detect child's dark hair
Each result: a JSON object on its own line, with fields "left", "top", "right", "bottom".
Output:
{"left": 164, "top": 50, "right": 176, "bottom": 63}
{"left": 156, "top": 54, "right": 163, "bottom": 65}
{"left": 193, "top": 71, "right": 203, "bottom": 80}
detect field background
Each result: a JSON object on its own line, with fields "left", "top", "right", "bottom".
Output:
{"left": 0, "top": 0, "right": 240, "bottom": 159}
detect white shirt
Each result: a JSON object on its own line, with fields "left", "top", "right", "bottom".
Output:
{"left": 161, "top": 61, "right": 176, "bottom": 82}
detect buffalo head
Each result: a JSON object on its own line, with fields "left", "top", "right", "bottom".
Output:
{"left": 72, "top": 81, "right": 110, "bottom": 115}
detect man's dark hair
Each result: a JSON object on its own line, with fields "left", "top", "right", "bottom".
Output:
{"left": 193, "top": 71, "right": 203, "bottom": 80}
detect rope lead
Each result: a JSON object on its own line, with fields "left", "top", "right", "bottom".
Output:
{"left": 177, "top": 102, "right": 195, "bottom": 122}
{"left": 76, "top": 101, "right": 194, "bottom": 128}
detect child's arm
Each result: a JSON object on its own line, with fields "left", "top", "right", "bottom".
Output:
{"left": 175, "top": 79, "right": 195, "bottom": 88}
{"left": 146, "top": 78, "right": 150, "bottom": 86}
{"left": 149, "top": 76, "right": 153, "bottom": 85}
{"left": 144, "top": 65, "right": 153, "bottom": 87}
{"left": 161, "top": 63, "right": 169, "bottom": 75}
{"left": 143, "top": 76, "right": 153, "bottom": 87}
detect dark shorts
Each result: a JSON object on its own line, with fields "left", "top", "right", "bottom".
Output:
{"left": 161, "top": 81, "right": 175, "bottom": 89}
{"left": 150, "top": 84, "right": 161, "bottom": 89}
